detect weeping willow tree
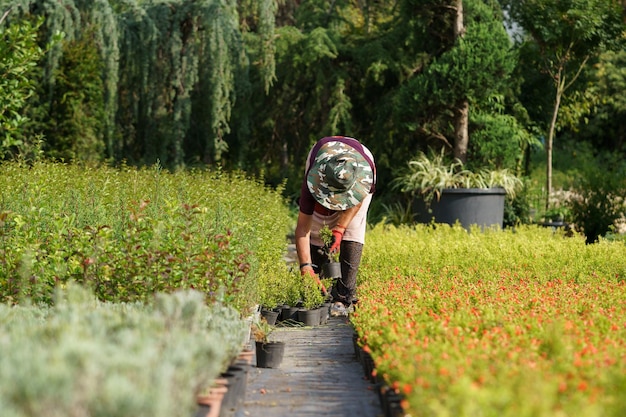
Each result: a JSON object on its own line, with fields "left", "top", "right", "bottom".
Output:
{"left": 0, "top": 0, "right": 277, "bottom": 167}
{"left": 114, "top": 0, "right": 239, "bottom": 166}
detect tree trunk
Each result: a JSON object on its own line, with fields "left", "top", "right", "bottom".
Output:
{"left": 454, "top": 100, "right": 469, "bottom": 163}
{"left": 281, "top": 140, "right": 289, "bottom": 174}
{"left": 452, "top": 0, "right": 468, "bottom": 163}
{"left": 453, "top": 0, "right": 465, "bottom": 38}
{"left": 544, "top": 57, "right": 588, "bottom": 212}
{"left": 545, "top": 82, "right": 563, "bottom": 211}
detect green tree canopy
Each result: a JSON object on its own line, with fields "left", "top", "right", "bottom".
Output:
{"left": 229, "top": 0, "right": 525, "bottom": 200}
{"left": 0, "top": 11, "right": 46, "bottom": 159}
{"left": 393, "top": 0, "right": 517, "bottom": 167}
{"left": 503, "top": 0, "right": 626, "bottom": 209}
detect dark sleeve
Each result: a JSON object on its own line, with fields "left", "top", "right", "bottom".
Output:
{"left": 299, "top": 178, "right": 315, "bottom": 215}
{"left": 299, "top": 142, "right": 319, "bottom": 215}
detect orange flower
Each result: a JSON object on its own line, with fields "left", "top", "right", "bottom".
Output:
{"left": 400, "top": 399, "right": 410, "bottom": 410}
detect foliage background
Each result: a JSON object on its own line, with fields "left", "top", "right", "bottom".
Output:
{"left": 1, "top": 0, "right": 625, "bottom": 237}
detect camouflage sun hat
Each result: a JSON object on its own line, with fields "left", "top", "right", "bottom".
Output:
{"left": 307, "top": 141, "right": 374, "bottom": 211}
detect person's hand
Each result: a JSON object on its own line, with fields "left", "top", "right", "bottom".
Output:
{"left": 329, "top": 228, "right": 344, "bottom": 254}
{"left": 300, "top": 264, "right": 328, "bottom": 296}
{"left": 300, "top": 263, "right": 316, "bottom": 276}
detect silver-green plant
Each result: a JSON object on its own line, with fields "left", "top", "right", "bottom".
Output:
{"left": 393, "top": 149, "right": 522, "bottom": 203}
{"left": 0, "top": 284, "right": 245, "bottom": 417}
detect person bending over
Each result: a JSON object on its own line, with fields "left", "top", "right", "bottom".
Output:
{"left": 295, "top": 136, "right": 376, "bottom": 316}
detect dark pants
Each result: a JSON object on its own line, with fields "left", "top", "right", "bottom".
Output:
{"left": 310, "top": 240, "right": 363, "bottom": 306}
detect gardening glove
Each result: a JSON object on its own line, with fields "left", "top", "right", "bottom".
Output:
{"left": 328, "top": 228, "right": 344, "bottom": 254}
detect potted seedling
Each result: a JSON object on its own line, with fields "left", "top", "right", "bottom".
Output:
{"left": 279, "top": 270, "right": 304, "bottom": 322}
{"left": 252, "top": 318, "right": 285, "bottom": 368}
{"left": 297, "top": 274, "right": 325, "bottom": 326}
{"left": 319, "top": 225, "right": 342, "bottom": 279}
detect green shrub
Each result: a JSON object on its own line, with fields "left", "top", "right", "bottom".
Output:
{"left": 566, "top": 154, "right": 626, "bottom": 243}
{"left": 42, "top": 24, "right": 106, "bottom": 162}
{"left": 256, "top": 261, "right": 292, "bottom": 309}
{"left": 299, "top": 272, "right": 325, "bottom": 309}
{"left": 0, "top": 161, "right": 293, "bottom": 314}
{"left": 0, "top": 15, "right": 47, "bottom": 160}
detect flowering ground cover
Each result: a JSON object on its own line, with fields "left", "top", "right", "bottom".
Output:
{"left": 353, "top": 224, "right": 626, "bottom": 417}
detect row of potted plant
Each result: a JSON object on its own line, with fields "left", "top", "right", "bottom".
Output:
{"left": 0, "top": 161, "right": 295, "bottom": 417}
{"left": 256, "top": 223, "right": 338, "bottom": 326}
{"left": 258, "top": 268, "right": 332, "bottom": 327}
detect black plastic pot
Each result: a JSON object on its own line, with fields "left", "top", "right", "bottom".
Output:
{"left": 322, "top": 261, "right": 342, "bottom": 279}
{"left": 255, "top": 341, "right": 285, "bottom": 368}
{"left": 260, "top": 307, "right": 280, "bottom": 325}
{"left": 297, "top": 307, "right": 321, "bottom": 326}
{"left": 280, "top": 305, "right": 300, "bottom": 322}
{"left": 414, "top": 187, "right": 506, "bottom": 230}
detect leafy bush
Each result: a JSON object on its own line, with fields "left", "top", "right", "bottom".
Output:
{"left": 0, "top": 15, "right": 47, "bottom": 160}
{"left": 566, "top": 154, "right": 626, "bottom": 243}
{"left": 299, "top": 272, "right": 325, "bottom": 309}
{"left": 0, "top": 161, "right": 293, "bottom": 314}
{"left": 42, "top": 24, "right": 105, "bottom": 162}
{"left": 256, "top": 261, "right": 294, "bottom": 309}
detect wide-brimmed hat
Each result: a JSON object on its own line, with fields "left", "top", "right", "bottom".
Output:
{"left": 307, "top": 141, "right": 374, "bottom": 211}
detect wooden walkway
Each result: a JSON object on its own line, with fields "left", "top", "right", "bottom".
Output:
{"left": 237, "top": 316, "right": 382, "bottom": 417}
